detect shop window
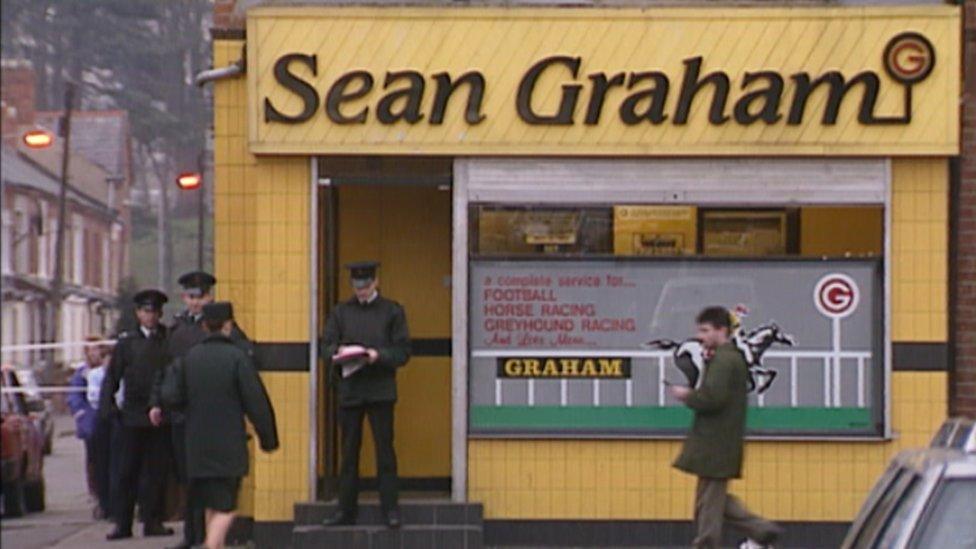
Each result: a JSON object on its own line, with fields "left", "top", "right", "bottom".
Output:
{"left": 472, "top": 206, "right": 612, "bottom": 256}
{"left": 471, "top": 204, "right": 882, "bottom": 258}
{"left": 468, "top": 201, "right": 886, "bottom": 439}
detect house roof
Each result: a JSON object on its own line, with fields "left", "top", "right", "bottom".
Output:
{"left": 34, "top": 110, "right": 130, "bottom": 182}
{"left": 1, "top": 145, "right": 114, "bottom": 216}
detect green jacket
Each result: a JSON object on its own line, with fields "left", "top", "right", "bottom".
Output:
{"left": 320, "top": 294, "right": 411, "bottom": 407}
{"left": 164, "top": 334, "right": 279, "bottom": 478}
{"left": 673, "top": 342, "right": 748, "bottom": 479}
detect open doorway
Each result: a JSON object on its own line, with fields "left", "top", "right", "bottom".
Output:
{"left": 316, "top": 157, "right": 453, "bottom": 500}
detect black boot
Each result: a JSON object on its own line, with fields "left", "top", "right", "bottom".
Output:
{"left": 321, "top": 510, "right": 356, "bottom": 526}
{"left": 143, "top": 521, "right": 175, "bottom": 537}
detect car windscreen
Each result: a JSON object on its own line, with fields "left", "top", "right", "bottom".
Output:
{"left": 849, "top": 468, "right": 920, "bottom": 548}
{"left": 910, "top": 479, "right": 976, "bottom": 549}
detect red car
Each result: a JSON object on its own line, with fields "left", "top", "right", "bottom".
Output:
{"left": 1, "top": 366, "right": 45, "bottom": 517}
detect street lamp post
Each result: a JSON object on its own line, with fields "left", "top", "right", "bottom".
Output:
{"left": 175, "top": 165, "right": 204, "bottom": 270}
{"left": 22, "top": 82, "right": 75, "bottom": 377}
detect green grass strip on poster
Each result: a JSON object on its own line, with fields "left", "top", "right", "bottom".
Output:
{"left": 469, "top": 405, "right": 873, "bottom": 431}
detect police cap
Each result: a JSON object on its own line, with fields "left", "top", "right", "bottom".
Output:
{"left": 178, "top": 271, "right": 217, "bottom": 296}
{"left": 203, "top": 302, "right": 234, "bottom": 324}
{"left": 345, "top": 261, "right": 379, "bottom": 289}
{"left": 134, "top": 289, "right": 168, "bottom": 311}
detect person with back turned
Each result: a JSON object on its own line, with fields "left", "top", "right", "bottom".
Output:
{"left": 149, "top": 271, "right": 254, "bottom": 549}
{"left": 319, "top": 261, "right": 411, "bottom": 529}
{"left": 100, "top": 289, "right": 175, "bottom": 540}
{"left": 668, "top": 306, "right": 784, "bottom": 549}
{"left": 162, "top": 302, "right": 278, "bottom": 549}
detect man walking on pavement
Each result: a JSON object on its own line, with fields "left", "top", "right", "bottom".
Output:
{"left": 668, "top": 306, "right": 783, "bottom": 549}
{"left": 162, "top": 302, "right": 278, "bottom": 549}
{"left": 320, "top": 261, "right": 411, "bottom": 529}
{"left": 100, "top": 289, "right": 175, "bottom": 541}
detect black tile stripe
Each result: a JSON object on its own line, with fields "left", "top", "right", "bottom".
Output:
{"left": 253, "top": 342, "right": 309, "bottom": 372}
{"left": 411, "top": 338, "right": 452, "bottom": 357}
{"left": 253, "top": 339, "right": 452, "bottom": 371}
{"left": 893, "top": 342, "right": 949, "bottom": 371}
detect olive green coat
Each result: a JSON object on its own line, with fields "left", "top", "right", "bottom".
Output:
{"left": 673, "top": 343, "right": 749, "bottom": 479}
{"left": 163, "top": 334, "right": 279, "bottom": 478}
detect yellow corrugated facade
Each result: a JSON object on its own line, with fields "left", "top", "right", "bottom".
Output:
{"left": 211, "top": 5, "right": 955, "bottom": 527}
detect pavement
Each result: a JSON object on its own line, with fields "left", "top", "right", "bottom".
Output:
{"left": 0, "top": 415, "right": 189, "bottom": 549}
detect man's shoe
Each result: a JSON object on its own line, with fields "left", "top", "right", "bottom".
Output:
{"left": 106, "top": 527, "right": 132, "bottom": 541}
{"left": 385, "top": 509, "right": 402, "bottom": 529}
{"left": 321, "top": 510, "right": 356, "bottom": 526}
{"left": 143, "top": 522, "right": 175, "bottom": 537}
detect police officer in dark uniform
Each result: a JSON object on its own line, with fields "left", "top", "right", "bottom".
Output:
{"left": 148, "top": 271, "right": 221, "bottom": 549}
{"left": 100, "top": 289, "right": 175, "bottom": 540}
{"left": 320, "top": 262, "right": 411, "bottom": 528}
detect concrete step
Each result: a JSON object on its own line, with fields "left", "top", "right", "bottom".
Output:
{"left": 292, "top": 523, "right": 483, "bottom": 549}
{"left": 294, "top": 499, "right": 483, "bottom": 527}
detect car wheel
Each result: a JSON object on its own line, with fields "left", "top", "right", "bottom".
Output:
{"left": 24, "top": 478, "right": 45, "bottom": 512}
{"left": 2, "top": 479, "right": 27, "bottom": 517}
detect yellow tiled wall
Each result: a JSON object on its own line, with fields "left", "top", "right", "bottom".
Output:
{"left": 891, "top": 158, "right": 948, "bottom": 341}
{"left": 469, "top": 371, "right": 946, "bottom": 521}
{"left": 213, "top": 39, "right": 311, "bottom": 521}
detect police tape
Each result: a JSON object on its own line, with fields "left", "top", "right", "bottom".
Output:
{"left": 1, "top": 386, "right": 86, "bottom": 394}
{"left": 1, "top": 339, "right": 117, "bottom": 353}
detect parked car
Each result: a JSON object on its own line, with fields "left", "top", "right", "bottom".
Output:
{"left": 12, "top": 367, "right": 54, "bottom": 455}
{"left": 841, "top": 417, "right": 976, "bottom": 549}
{"left": 1, "top": 366, "right": 46, "bottom": 517}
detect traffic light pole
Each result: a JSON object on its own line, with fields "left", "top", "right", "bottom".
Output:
{"left": 197, "top": 150, "right": 205, "bottom": 270}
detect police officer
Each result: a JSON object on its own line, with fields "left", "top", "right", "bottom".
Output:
{"left": 320, "top": 262, "right": 410, "bottom": 528}
{"left": 148, "top": 271, "right": 226, "bottom": 549}
{"left": 100, "top": 289, "right": 174, "bottom": 540}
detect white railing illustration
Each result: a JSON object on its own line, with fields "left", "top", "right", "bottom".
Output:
{"left": 473, "top": 349, "right": 872, "bottom": 409}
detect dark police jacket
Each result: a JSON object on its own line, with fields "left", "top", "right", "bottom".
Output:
{"left": 673, "top": 343, "right": 749, "bottom": 479}
{"left": 320, "top": 294, "right": 411, "bottom": 407}
{"left": 166, "top": 334, "right": 278, "bottom": 479}
{"left": 100, "top": 325, "right": 171, "bottom": 427}
{"left": 150, "top": 312, "right": 256, "bottom": 420}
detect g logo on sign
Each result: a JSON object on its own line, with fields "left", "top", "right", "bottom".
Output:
{"left": 814, "top": 273, "right": 860, "bottom": 319}
{"left": 883, "top": 32, "right": 935, "bottom": 85}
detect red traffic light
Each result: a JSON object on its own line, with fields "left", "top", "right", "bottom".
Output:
{"left": 22, "top": 129, "right": 55, "bottom": 149}
{"left": 176, "top": 172, "right": 203, "bottom": 190}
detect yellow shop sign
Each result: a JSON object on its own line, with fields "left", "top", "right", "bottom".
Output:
{"left": 248, "top": 7, "right": 960, "bottom": 156}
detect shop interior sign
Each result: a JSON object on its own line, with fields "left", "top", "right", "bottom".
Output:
{"left": 469, "top": 259, "right": 883, "bottom": 438}
{"left": 248, "top": 7, "right": 959, "bottom": 155}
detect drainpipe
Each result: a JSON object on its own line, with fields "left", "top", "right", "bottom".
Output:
{"left": 194, "top": 46, "right": 246, "bottom": 87}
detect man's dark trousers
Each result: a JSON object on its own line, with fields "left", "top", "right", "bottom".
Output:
{"left": 171, "top": 421, "right": 205, "bottom": 545}
{"left": 338, "top": 402, "right": 398, "bottom": 515}
{"left": 112, "top": 424, "right": 169, "bottom": 532}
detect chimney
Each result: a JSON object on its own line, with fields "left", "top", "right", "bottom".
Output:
{"left": 1, "top": 60, "right": 37, "bottom": 142}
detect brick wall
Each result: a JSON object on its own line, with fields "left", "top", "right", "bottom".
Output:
{"left": 0, "top": 62, "right": 36, "bottom": 138}
{"left": 955, "top": 0, "right": 976, "bottom": 419}
{"left": 213, "top": 0, "right": 245, "bottom": 33}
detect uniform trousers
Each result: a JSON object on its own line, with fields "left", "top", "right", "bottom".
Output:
{"left": 88, "top": 416, "right": 115, "bottom": 514}
{"left": 338, "top": 401, "right": 398, "bottom": 514}
{"left": 692, "top": 477, "right": 780, "bottom": 548}
{"left": 172, "top": 421, "right": 205, "bottom": 545}
{"left": 112, "top": 424, "right": 170, "bottom": 531}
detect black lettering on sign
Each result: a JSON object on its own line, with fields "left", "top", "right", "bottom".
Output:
{"left": 260, "top": 34, "right": 935, "bottom": 130}
{"left": 496, "top": 357, "right": 632, "bottom": 379}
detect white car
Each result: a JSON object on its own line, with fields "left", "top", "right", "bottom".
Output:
{"left": 841, "top": 418, "right": 976, "bottom": 549}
